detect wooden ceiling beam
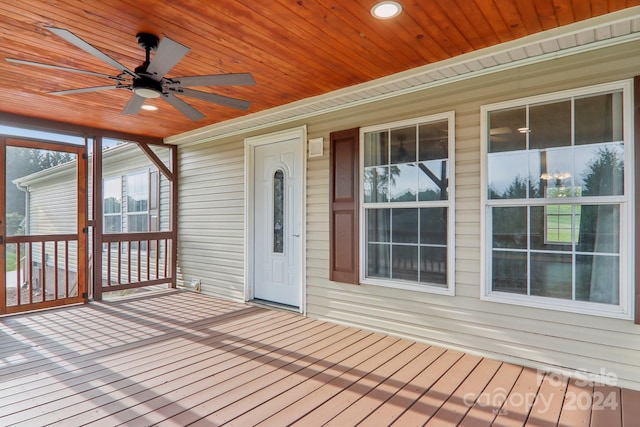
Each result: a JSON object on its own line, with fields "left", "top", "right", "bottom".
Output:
{"left": 0, "top": 113, "right": 165, "bottom": 145}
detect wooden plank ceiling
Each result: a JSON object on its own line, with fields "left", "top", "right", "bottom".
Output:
{"left": 1, "top": 1, "right": 638, "bottom": 139}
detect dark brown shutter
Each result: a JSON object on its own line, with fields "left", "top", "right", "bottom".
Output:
{"left": 329, "top": 128, "right": 359, "bottom": 284}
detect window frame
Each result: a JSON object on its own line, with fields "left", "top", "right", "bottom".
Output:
{"left": 102, "top": 176, "right": 122, "bottom": 233}
{"left": 359, "top": 112, "right": 456, "bottom": 295}
{"left": 480, "top": 80, "right": 634, "bottom": 319}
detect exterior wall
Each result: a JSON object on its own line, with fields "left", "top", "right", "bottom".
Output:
{"left": 177, "top": 39, "right": 640, "bottom": 390}
{"left": 101, "top": 144, "right": 172, "bottom": 232}
{"left": 17, "top": 143, "right": 171, "bottom": 288}
{"left": 177, "top": 140, "right": 246, "bottom": 300}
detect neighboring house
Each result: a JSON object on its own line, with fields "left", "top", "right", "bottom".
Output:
{"left": 13, "top": 143, "right": 170, "bottom": 293}
{"left": 169, "top": 12, "right": 640, "bottom": 390}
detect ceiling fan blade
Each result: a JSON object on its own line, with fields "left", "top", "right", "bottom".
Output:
{"left": 121, "top": 94, "right": 146, "bottom": 115}
{"left": 163, "top": 93, "right": 205, "bottom": 121}
{"left": 171, "top": 73, "right": 256, "bottom": 87}
{"left": 146, "top": 37, "right": 190, "bottom": 81}
{"left": 5, "top": 58, "right": 116, "bottom": 79}
{"left": 49, "top": 85, "right": 117, "bottom": 95}
{"left": 45, "top": 27, "right": 136, "bottom": 76}
{"left": 177, "top": 88, "right": 251, "bottom": 111}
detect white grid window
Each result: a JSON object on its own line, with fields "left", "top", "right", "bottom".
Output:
{"left": 481, "top": 80, "right": 633, "bottom": 319}
{"left": 360, "top": 112, "right": 455, "bottom": 294}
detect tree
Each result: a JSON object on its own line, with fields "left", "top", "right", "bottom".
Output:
{"left": 5, "top": 147, "right": 73, "bottom": 217}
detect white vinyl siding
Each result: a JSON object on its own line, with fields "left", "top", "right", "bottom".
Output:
{"left": 177, "top": 140, "right": 246, "bottom": 301}
{"left": 177, "top": 38, "right": 640, "bottom": 390}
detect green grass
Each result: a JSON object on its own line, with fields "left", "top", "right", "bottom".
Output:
{"left": 546, "top": 205, "right": 581, "bottom": 243}
{"left": 6, "top": 250, "right": 17, "bottom": 272}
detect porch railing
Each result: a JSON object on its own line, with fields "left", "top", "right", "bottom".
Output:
{"left": 97, "top": 231, "right": 173, "bottom": 297}
{"left": 3, "top": 234, "right": 84, "bottom": 314}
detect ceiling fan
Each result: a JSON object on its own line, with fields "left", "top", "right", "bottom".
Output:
{"left": 5, "top": 27, "right": 255, "bottom": 121}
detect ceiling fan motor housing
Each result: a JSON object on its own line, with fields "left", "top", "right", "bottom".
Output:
{"left": 132, "top": 75, "right": 163, "bottom": 98}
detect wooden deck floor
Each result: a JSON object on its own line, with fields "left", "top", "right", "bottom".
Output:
{"left": 1, "top": 290, "right": 638, "bottom": 426}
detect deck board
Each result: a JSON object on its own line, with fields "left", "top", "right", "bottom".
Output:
{"left": 0, "top": 290, "right": 638, "bottom": 426}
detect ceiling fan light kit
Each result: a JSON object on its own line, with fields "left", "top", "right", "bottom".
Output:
{"left": 4, "top": 27, "right": 255, "bottom": 120}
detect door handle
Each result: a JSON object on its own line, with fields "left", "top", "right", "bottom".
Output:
{"left": 293, "top": 234, "right": 300, "bottom": 237}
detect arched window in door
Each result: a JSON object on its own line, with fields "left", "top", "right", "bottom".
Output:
{"left": 273, "top": 169, "right": 285, "bottom": 253}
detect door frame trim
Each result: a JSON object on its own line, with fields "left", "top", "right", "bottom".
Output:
{"left": 1, "top": 137, "right": 88, "bottom": 315}
{"left": 244, "top": 126, "right": 307, "bottom": 314}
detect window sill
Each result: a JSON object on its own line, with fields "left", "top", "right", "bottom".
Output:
{"left": 482, "top": 291, "right": 633, "bottom": 320}
{"left": 361, "top": 277, "right": 454, "bottom": 296}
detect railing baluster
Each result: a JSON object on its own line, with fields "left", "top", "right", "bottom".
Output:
{"left": 117, "top": 242, "right": 122, "bottom": 285}
{"left": 40, "top": 241, "right": 45, "bottom": 301}
{"left": 106, "top": 242, "right": 111, "bottom": 286}
{"left": 146, "top": 240, "right": 150, "bottom": 281}
{"left": 99, "top": 233, "right": 173, "bottom": 294}
{"left": 127, "top": 242, "right": 132, "bottom": 284}
{"left": 27, "top": 243, "right": 32, "bottom": 304}
{"left": 65, "top": 240, "right": 69, "bottom": 298}
{"left": 155, "top": 240, "right": 160, "bottom": 280}
{"left": 137, "top": 240, "right": 141, "bottom": 283}
{"left": 164, "top": 239, "right": 168, "bottom": 279}
{"left": 53, "top": 241, "right": 58, "bottom": 300}
{"left": 16, "top": 243, "right": 21, "bottom": 306}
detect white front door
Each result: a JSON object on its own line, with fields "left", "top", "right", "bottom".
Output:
{"left": 253, "top": 137, "right": 302, "bottom": 307}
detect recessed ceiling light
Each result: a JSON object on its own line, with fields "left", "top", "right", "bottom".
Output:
{"left": 371, "top": 1, "right": 402, "bottom": 19}
{"left": 141, "top": 105, "right": 158, "bottom": 111}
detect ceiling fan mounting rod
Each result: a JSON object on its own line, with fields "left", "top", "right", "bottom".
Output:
{"left": 136, "top": 32, "right": 159, "bottom": 67}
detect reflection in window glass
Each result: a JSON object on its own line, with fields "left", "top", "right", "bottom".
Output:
{"left": 367, "top": 244, "right": 390, "bottom": 278}
{"left": 485, "top": 84, "right": 629, "bottom": 313}
{"left": 391, "top": 209, "right": 418, "bottom": 243}
{"left": 490, "top": 203, "right": 621, "bottom": 304}
{"left": 419, "top": 121, "right": 448, "bottom": 161}
{"left": 575, "top": 92, "right": 623, "bottom": 145}
{"left": 575, "top": 205, "right": 619, "bottom": 254}
{"left": 418, "top": 160, "right": 448, "bottom": 201}
{"left": 389, "top": 164, "right": 418, "bottom": 202}
{"left": 364, "top": 131, "right": 388, "bottom": 167}
{"left": 574, "top": 144, "right": 624, "bottom": 197}
{"left": 367, "top": 209, "right": 390, "bottom": 243}
{"left": 363, "top": 166, "right": 389, "bottom": 203}
{"left": 363, "top": 115, "right": 452, "bottom": 290}
{"left": 127, "top": 172, "right": 149, "bottom": 233}
{"left": 492, "top": 206, "right": 526, "bottom": 249}
{"left": 492, "top": 251, "right": 527, "bottom": 294}
{"left": 530, "top": 206, "right": 572, "bottom": 252}
{"left": 488, "top": 107, "right": 526, "bottom": 153}
{"left": 488, "top": 151, "right": 528, "bottom": 199}
{"left": 392, "top": 245, "right": 418, "bottom": 281}
{"left": 530, "top": 252, "right": 572, "bottom": 299}
{"left": 576, "top": 254, "right": 619, "bottom": 304}
{"left": 390, "top": 126, "right": 416, "bottom": 164}
{"left": 273, "top": 170, "right": 284, "bottom": 253}
{"left": 531, "top": 147, "right": 574, "bottom": 199}
{"left": 544, "top": 204, "right": 580, "bottom": 245}
{"left": 103, "top": 177, "right": 122, "bottom": 233}
{"left": 420, "top": 246, "right": 446, "bottom": 285}
{"left": 529, "top": 100, "right": 571, "bottom": 149}
{"left": 420, "top": 208, "right": 447, "bottom": 245}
